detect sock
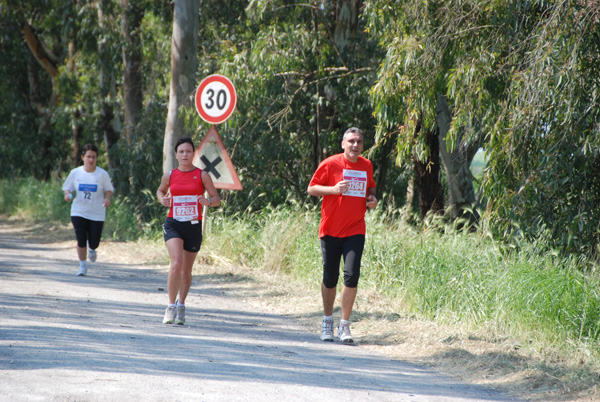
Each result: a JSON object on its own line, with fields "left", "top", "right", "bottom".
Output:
{"left": 79, "top": 261, "right": 87, "bottom": 267}
{"left": 323, "top": 315, "right": 333, "bottom": 322}
{"left": 340, "top": 319, "right": 350, "bottom": 325}
{"left": 168, "top": 303, "right": 176, "bottom": 307}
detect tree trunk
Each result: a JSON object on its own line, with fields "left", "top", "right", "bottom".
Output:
{"left": 98, "top": 0, "right": 120, "bottom": 170}
{"left": 68, "top": 29, "right": 81, "bottom": 166}
{"left": 436, "top": 95, "right": 480, "bottom": 224}
{"left": 26, "top": 55, "right": 53, "bottom": 179}
{"left": 163, "top": 0, "right": 199, "bottom": 174}
{"left": 374, "top": 130, "right": 396, "bottom": 200}
{"left": 415, "top": 126, "right": 444, "bottom": 219}
{"left": 121, "top": 0, "right": 145, "bottom": 228}
{"left": 21, "top": 19, "right": 59, "bottom": 179}
{"left": 334, "top": 0, "right": 360, "bottom": 54}
{"left": 121, "top": 0, "right": 143, "bottom": 136}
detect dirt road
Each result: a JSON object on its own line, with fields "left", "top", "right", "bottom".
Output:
{"left": 0, "top": 220, "right": 521, "bottom": 401}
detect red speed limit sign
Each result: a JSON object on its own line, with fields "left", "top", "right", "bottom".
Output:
{"left": 195, "top": 74, "right": 237, "bottom": 124}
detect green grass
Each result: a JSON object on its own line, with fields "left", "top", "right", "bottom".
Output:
{"left": 205, "top": 206, "right": 600, "bottom": 366}
{"left": 3, "top": 177, "right": 600, "bottom": 367}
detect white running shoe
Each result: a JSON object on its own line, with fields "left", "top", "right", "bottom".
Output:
{"left": 77, "top": 265, "right": 87, "bottom": 276}
{"left": 163, "top": 306, "right": 177, "bottom": 324}
{"left": 320, "top": 318, "right": 334, "bottom": 341}
{"left": 337, "top": 322, "right": 354, "bottom": 343}
{"left": 175, "top": 305, "right": 185, "bottom": 325}
{"left": 88, "top": 248, "right": 97, "bottom": 262}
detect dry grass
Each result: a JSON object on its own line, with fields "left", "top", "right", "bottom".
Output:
{"left": 3, "top": 215, "right": 599, "bottom": 402}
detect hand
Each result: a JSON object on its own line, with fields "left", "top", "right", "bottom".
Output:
{"left": 159, "top": 195, "right": 172, "bottom": 207}
{"left": 64, "top": 193, "right": 73, "bottom": 202}
{"left": 198, "top": 195, "right": 211, "bottom": 207}
{"left": 103, "top": 199, "right": 111, "bottom": 208}
{"left": 366, "top": 194, "right": 378, "bottom": 209}
{"left": 333, "top": 180, "right": 349, "bottom": 194}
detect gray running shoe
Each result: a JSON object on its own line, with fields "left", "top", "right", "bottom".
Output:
{"left": 337, "top": 322, "right": 354, "bottom": 343}
{"left": 175, "top": 305, "right": 185, "bottom": 325}
{"left": 163, "top": 306, "right": 177, "bottom": 324}
{"left": 88, "top": 248, "right": 97, "bottom": 262}
{"left": 320, "top": 318, "right": 334, "bottom": 341}
{"left": 77, "top": 265, "right": 87, "bottom": 276}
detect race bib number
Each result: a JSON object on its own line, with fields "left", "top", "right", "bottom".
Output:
{"left": 343, "top": 169, "right": 367, "bottom": 198}
{"left": 78, "top": 183, "right": 98, "bottom": 204}
{"left": 173, "top": 196, "right": 199, "bottom": 222}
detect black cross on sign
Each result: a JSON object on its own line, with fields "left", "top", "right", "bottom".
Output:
{"left": 200, "top": 155, "right": 223, "bottom": 179}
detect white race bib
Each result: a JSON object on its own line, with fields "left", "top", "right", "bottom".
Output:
{"left": 173, "top": 195, "right": 199, "bottom": 222}
{"left": 78, "top": 183, "right": 97, "bottom": 204}
{"left": 343, "top": 169, "right": 367, "bottom": 198}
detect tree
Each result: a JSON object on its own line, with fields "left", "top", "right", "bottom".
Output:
{"left": 220, "top": 0, "right": 380, "bottom": 211}
{"left": 162, "top": 0, "right": 199, "bottom": 174}
{"left": 1, "top": 1, "right": 82, "bottom": 179}
{"left": 366, "top": 1, "right": 494, "bottom": 221}
{"left": 98, "top": 0, "right": 121, "bottom": 171}
{"left": 436, "top": 95, "right": 480, "bottom": 222}
{"left": 366, "top": 0, "right": 600, "bottom": 256}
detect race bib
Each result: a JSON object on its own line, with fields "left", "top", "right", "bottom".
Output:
{"left": 343, "top": 169, "right": 367, "bottom": 198}
{"left": 173, "top": 195, "right": 199, "bottom": 222}
{"left": 78, "top": 183, "right": 98, "bottom": 204}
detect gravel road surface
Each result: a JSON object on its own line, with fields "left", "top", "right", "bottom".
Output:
{"left": 0, "top": 226, "right": 522, "bottom": 402}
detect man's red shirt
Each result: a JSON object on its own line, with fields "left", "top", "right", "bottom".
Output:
{"left": 309, "top": 153, "right": 376, "bottom": 238}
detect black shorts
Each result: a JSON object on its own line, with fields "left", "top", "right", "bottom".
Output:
{"left": 320, "top": 234, "right": 365, "bottom": 288}
{"left": 163, "top": 217, "right": 203, "bottom": 252}
{"left": 71, "top": 216, "right": 104, "bottom": 249}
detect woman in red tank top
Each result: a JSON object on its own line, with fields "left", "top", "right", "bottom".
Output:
{"left": 156, "top": 137, "right": 221, "bottom": 325}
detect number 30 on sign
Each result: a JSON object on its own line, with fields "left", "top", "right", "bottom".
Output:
{"left": 195, "top": 75, "right": 237, "bottom": 125}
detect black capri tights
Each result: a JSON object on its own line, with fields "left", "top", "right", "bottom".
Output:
{"left": 320, "top": 234, "right": 365, "bottom": 289}
{"left": 71, "top": 216, "right": 104, "bottom": 250}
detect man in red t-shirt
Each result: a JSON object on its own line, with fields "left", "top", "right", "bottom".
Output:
{"left": 307, "top": 127, "right": 378, "bottom": 343}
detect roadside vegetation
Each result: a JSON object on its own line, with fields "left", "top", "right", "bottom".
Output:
{"left": 3, "top": 177, "right": 599, "bottom": 400}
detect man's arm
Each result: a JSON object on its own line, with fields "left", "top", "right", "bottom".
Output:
{"left": 307, "top": 181, "right": 349, "bottom": 197}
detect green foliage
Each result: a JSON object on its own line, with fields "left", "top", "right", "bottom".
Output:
{"left": 482, "top": 1, "right": 600, "bottom": 257}
{"left": 0, "top": 178, "right": 164, "bottom": 241}
{"left": 213, "top": 0, "right": 382, "bottom": 211}
{"left": 365, "top": 0, "right": 600, "bottom": 258}
{"left": 205, "top": 206, "right": 600, "bottom": 357}
{"left": 4, "top": 177, "right": 600, "bottom": 361}
{"left": 205, "top": 205, "right": 320, "bottom": 278}
{"left": 0, "top": 177, "right": 69, "bottom": 222}
{"left": 3, "top": 0, "right": 599, "bottom": 259}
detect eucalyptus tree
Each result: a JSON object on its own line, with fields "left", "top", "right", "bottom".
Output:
{"left": 366, "top": 0, "right": 600, "bottom": 256}
{"left": 366, "top": 1, "right": 491, "bottom": 220}
{"left": 482, "top": 1, "right": 600, "bottom": 256}
{"left": 220, "top": 0, "right": 380, "bottom": 210}
{"left": 97, "top": 0, "right": 121, "bottom": 171}
{"left": 162, "top": 0, "right": 198, "bottom": 174}
{"left": 0, "top": 0, "right": 80, "bottom": 178}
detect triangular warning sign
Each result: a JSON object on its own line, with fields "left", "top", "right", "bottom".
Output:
{"left": 193, "top": 126, "right": 243, "bottom": 190}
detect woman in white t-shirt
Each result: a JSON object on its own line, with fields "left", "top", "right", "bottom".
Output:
{"left": 62, "top": 144, "right": 114, "bottom": 276}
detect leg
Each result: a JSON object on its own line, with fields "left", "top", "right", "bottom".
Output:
{"left": 87, "top": 220, "right": 104, "bottom": 250}
{"left": 320, "top": 236, "right": 343, "bottom": 316}
{"left": 321, "top": 282, "right": 337, "bottom": 316}
{"left": 71, "top": 216, "right": 89, "bottom": 261}
{"left": 165, "top": 237, "right": 185, "bottom": 305}
{"left": 340, "top": 285, "right": 358, "bottom": 321}
{"left": 176, "top": 249, "right": 198, "bottom": 305}
{"left": 76, "top": 246, "right": 87, "bottom": 261}
{"left": 340, "top": 234, "right": 365, "bottom": 321}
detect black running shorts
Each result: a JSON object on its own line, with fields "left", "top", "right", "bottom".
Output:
{"left": 320, "top": 234, "right": 365, "bottom": 288}
{"left": 163, "top": 217, "right": 203, "bottom": 252}
{"left": 71, "top": 216, "right": 104, "bottom": 249}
